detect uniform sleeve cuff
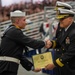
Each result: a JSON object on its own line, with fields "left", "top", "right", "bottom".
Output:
{"left": 54, "top": 58, "right": 64, "bottom": 67}
{"left": 50, "top": 40, "right": 56, "bottom": 48}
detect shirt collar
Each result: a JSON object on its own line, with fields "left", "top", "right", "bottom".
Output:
{"left": 65, "top": 22, "right": 73, "bottom": 31}
{"left": 13, "top": 23, "right": 21, "bottom": 29}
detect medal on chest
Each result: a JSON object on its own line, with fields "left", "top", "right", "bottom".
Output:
{"left": 65, "top": 37, "right": 70, "bottom": 44}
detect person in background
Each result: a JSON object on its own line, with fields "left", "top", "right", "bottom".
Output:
{"left": 45, "top": 8, "right": 75, "bottom": 75}
{"left": 0, "top": 10, "right": 50, "bottom": 75}
{"left": 39, "top": 15, "right": 50, "bottom": 40}
{"left": 39, "top": 16, "right": 50, "bottom": 53}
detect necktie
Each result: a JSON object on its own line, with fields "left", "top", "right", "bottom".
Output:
{"left": 62, "top": 29, "right": 65, "bottom": 37}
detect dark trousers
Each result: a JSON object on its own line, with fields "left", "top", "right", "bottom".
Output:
{"left": 0, "top": 71, "right": 17, "bottom": 75}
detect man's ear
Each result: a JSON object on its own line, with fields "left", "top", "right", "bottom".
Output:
{"left": 16, "top": 19, "right": 19, "bottom": 24}
{"left": 69, "top": 17, "right": 73, "bottom": 22}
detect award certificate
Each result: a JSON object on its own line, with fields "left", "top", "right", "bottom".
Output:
{"left": 32, "top": 52, "right": 53, "bottom": 69}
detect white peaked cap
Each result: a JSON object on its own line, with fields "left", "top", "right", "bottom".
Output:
{"left": 56, "top": 8, "right": 75, "bottom": 19}
{"left": 10, "top": 10, "right": 26, "bottom": 17}
{"left": 58, "top": 8, "right": 75, "bottom": 15}
{"left": 56, "top": 1, "right": 72, "bottom": 9}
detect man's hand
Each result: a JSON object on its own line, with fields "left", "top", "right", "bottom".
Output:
{"left": 45, "top": 40, "right": 52, "bottom": 48}
{"left": 45, "top": 64, "right": 55, "bottom": 70}
{"left": 33, "top": 68, "right": 41, "bottom": 72}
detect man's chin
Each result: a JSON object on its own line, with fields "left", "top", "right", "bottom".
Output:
{"left": 60, "top": 24, "right": 64, "bottom": 28}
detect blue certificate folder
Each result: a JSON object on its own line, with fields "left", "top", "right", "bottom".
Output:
{"left": 42, "top": 50, "right": 57, "bottom": 75}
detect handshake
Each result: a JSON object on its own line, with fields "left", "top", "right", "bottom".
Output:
{"left": 32, "top": 40, "right": 55, "bottom": 72}
{"left": 44, "top": 40, "right": 52, "bottom": 49}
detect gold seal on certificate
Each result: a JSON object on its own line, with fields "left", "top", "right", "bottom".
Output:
{"left": 32, "top": 52, "right": 53, "bottom": 69}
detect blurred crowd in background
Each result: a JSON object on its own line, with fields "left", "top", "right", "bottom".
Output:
{"left": 0, "top": 0, "right": 74, "bottom": 22}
